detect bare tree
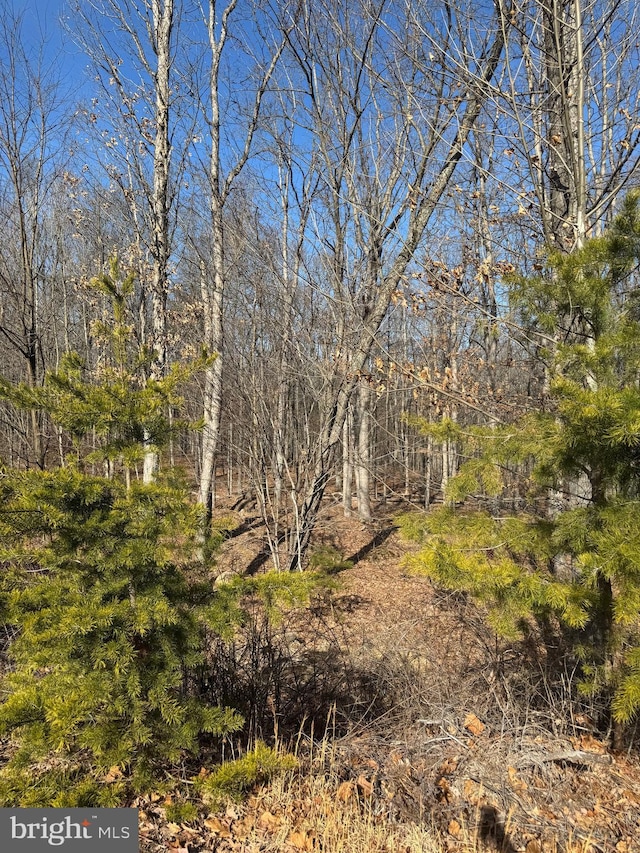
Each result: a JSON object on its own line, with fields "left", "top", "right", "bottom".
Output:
{"left": 0, "top": 3, "right": 69, "bottom": 466}
{"left": 69, "top": 0, "right": 180, "bottom": 481}
{"left": 494, "top": 0, "right": 640, "bottom": 251}
{"left": 272, "top": 0, "right": 511, "bottom": 568}
{"left": 193, "top": 0, "right": 288, "bottom": 528}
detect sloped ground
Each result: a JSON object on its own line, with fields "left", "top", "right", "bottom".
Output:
{"left": 140, "top": 497, "right": 640, "bottom": 852}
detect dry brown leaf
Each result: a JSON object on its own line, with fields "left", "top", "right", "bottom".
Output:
{"left": 180, "top": 826, "right": 198, "bottom": 836}
{"left": 621, "top": 789, "right": 640, "bottom": 804}
{"left": 448, "top": 819, "right": 461, "bottom": 838}
{"left": 507, "top": 765, "right": 528, "bottom": 792}
{"left": 439, "top": 757, "right": 458, "bottom": 774}
{"left": 258, "top": 811, "right": 280, "bottom": 832}
{"left": 166, "top": 822, "right": 181, "bottom": 835}
{"left": 288, "top": 830, "right": 312, "bottom": 850}
{"left": 232, "top": 819, "right": 250, "bottom": 840}
{"left": 463, "top": 778, "right": 482, "bottom": 805}
{"left": 204, "top": 816, "right": 231, "bottom": 837}
{"left": 578, "top": 734, "right": 607, "bottom": 754}
{"left": 336, "top": 781, "right": 354, "bottom": 802}
{"left": 463, "top": 712, "right": 485, "bottom": 736}
{"left": 103, "top": 765, "right": 123, "bottom": 783}
{"left": 525, "top": 840, "right": 542, "bottom": 853}
{"left": 356, "top": 775, "right": 374, "bottom": 797}
{"left": 437, "top": 777, "right": 454, "bottom": 803}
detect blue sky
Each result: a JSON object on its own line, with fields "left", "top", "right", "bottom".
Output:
{"left": 13, "top": 0, "right": 87, "bottom": 82}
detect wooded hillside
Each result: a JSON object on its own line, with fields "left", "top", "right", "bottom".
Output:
{"left": 1, "top": 0, "right": 640, "bottom": 849}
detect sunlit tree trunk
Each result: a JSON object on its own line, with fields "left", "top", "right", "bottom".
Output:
{"left": 144, "top": 0, "right": 174, "bottom": 483}
{"left": 355, "top": 380, "right": 371, "bottom": 522}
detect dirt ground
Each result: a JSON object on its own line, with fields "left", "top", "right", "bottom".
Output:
{"left": 140, "top": 494, "right": 640, "bottom": 853}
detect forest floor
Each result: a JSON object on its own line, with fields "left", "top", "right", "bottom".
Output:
{"left": 140, "top": 493, "right": 640, "bottom": 853}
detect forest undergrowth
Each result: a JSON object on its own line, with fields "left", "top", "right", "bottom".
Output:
{"left": 133, "top": 491, "right": 640, "bottom": 853}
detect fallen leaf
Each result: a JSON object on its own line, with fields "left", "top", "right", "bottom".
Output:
{"left": 525, "top": 840, "right": 542, "bottom": 853}
{"left": 463, "top": 778, "right": 482, "bottom": 804}
{"left": 336, "top": 781, "right": 354, "bottom": 802}
{"left": 578, "top": 734, "right": 607, "bottom": 754}
{"left": 356, "top": 775, "right": 374, "bottom": 797}
{"left": 233, "top": 819, "right": 250, "bottom": 840}
{"left": 448, "top": 819, "right": 461, "bottom": 837}
{"left": 258, "top": 811, "right": 280, "bottom": 832}
{"left": 464, "top": 713, "right": 485, "bottom": 736}
{"left": 437, "top": 777, "right": 454, "bottom": 803}
{"left": 104, "top": 765, "right": 123, "bottom": 783}
{"left": 204, "top": 816, "right": 231, "bottom": 838}
{"left": 507, "top": 765, "right": 528, "bottom": 792}
{"left": 288, "top": 829, "right": 312, "bottom": 850}
{"left": 166, "top": 822, "right": 181, "bottom": 835}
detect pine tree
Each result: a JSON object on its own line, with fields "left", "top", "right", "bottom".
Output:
{"left": 0, "top": 261, "right": 243, "bottom": 805}
{"left": 400, "top": 193, "right": 640, "bottom": 747}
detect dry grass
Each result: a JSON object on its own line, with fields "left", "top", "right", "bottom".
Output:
{"left": 145, "top": 729, "right": 610, "bottom": 853}
{"left": 247, "top": 738, "right": 441, "bottom": 853}
{"left": 139, "top": 499, "right": 640, "bottom": 852}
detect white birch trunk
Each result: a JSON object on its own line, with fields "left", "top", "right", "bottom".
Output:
{"left": 144, "top": 0, "right": 173, "bottom": 484}
{"left": 342, "top": 407, "right": 353, "bottom": 517}
{"left": 355, "top": 381, "right": 372, "bottom": 522}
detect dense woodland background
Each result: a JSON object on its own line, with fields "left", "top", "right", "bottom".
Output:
{"left": 3, "top": 0, "right": 640, "bottom": 565}
{"left": 2, "top": 0, "right": 640, "bottom": 829}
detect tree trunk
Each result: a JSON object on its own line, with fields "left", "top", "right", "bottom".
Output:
{"left": 285, "top": 10, "right": 509, "bottom": 569}
{"left": 144, "top": 0, "right": 174, "bottom": 484}
{"left": 342, "top": 406, "right": 353, "bottom": 517}
{"left": 356, "top": 381, "right": 371, "bottom": 522}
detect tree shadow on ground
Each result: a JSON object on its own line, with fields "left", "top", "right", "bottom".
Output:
{"left": 222, "top": 516, "right": 263, "bottom": 539}
{"left": 345, "top": 525, "right": 398, "bottom": 565}
{"left": 200, "top": 594, "right": 391, "bottom": 745}
{"left": 237, "top": 524, "right": 399, "bottom": 577}
{"left": 478, "top": 805, "right": 518, "bottom": 852}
